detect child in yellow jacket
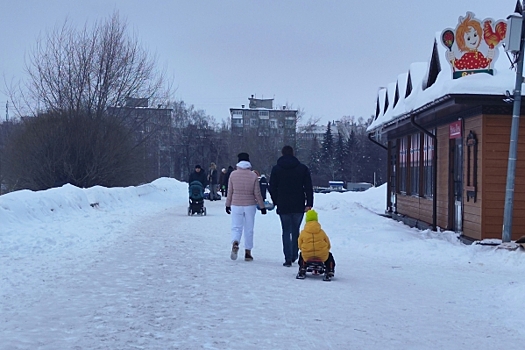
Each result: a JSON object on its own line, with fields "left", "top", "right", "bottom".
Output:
{"left": 297, "top": 209, "right": 336, "bottom": 279}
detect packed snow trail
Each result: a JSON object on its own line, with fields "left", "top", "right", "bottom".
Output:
{"left": 2, "top": 182, "right": 525, "bottom": 349}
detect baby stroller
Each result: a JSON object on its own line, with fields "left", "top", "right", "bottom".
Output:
{"left": 188, "top": 181, "right": 206, "bottom": 216}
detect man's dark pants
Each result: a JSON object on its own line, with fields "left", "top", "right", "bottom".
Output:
{"left": 279, "top": 213, "right": 304, "bottom": 263}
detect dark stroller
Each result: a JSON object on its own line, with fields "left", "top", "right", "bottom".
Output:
{"left": 188, "top": 181, "right": 206, "bottom": 216}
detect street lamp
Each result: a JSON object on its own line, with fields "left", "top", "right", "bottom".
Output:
{"left": 502, "top": 2, "right": 525, "bottom": 242}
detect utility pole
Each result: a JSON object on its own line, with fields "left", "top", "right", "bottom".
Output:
{"left": 502, "top": 1, "right": 525, "bottom": 242}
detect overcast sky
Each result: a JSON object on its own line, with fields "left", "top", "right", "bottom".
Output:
{"left": 0, "top": 0, "right": 515, "bottom": 125}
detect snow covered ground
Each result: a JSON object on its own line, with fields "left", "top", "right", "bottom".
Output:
{"left": 1, "top": 178, "right": 525, "bottom": 349}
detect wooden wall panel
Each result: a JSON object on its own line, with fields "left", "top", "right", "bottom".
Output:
{"left": 397, "top": 195, "right": 420, "bottom": 215}
{"left": 482, "top": 114, "right": 525, "bottom": 240}
{"left": 419, "top": 199, "right": 433, "bottom": 223}
{"left": 396, "top": 194, "right": 433, "bottom": 224}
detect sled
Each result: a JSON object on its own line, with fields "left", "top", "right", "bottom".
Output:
{"left": 296, "top": 258, "right": 333, "bottom": 281}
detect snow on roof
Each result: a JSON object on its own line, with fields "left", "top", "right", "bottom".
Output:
{"left": 367, "top": 31, "right": 515, "bottom": 133}
{"left": 385, "top": 82, "right": 396, "bottom": 115}
{"left": 389, "top": 73, "right": 409, "bottom": 119}
{"left": 371, "top": 88, "right": 387, "bottom": 123}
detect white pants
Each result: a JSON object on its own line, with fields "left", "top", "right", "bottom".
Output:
{"left": 230, "top": 205, "right": 257, "bottom": 250}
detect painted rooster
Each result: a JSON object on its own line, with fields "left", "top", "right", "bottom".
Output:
{"left": 483, "top": 20, "right": 507, "bottom": 49}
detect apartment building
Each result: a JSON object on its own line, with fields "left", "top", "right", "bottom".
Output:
{"left": 230, "top": 95, "right": 298, "bottom": 148}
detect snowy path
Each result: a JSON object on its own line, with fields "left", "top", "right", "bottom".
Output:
{"left": 2, "top": 185, "right": 525, "bottom": 349}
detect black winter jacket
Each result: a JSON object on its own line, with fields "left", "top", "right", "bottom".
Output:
{"left": 269, "top": 155, "right": 313, "bottom": 214}
{"left": 188, "top": 170, "right": 208, "bottom": 187}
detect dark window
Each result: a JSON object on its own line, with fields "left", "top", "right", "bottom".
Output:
{"left": 425, "top": 42, "right": 441, "bottom": 89}
{"left": 398, "top": 137, "right": 408, "bottom": 193}
{"left": 410, "top": 134, "right": 420, "bottom": 195}
{"left": 406, "top": 72, "right": 413, "bottom": 98}
{"left": 423, "top": 132, "right": 434, "bottom": 198}
{"left": 466, "top": 131, "right": 478, "bottom": 202}
{"left": 394, "top": 84, "right": 399, "bottom": 107}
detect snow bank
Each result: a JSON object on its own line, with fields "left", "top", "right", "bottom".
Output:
{"left": 0, "top": 178, "right": 188, "bottom": 258}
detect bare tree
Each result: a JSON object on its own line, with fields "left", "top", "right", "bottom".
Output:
{"left": 17, "top": 12, "right": 166, "bottom": 119}
{"left": 3, "top": 12, "right": 169, "bottom": 190}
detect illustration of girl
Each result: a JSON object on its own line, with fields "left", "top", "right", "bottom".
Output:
{"left": 446, "top": 12, "right": 494, "bottom": 70}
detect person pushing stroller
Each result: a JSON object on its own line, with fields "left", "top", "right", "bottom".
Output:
{"left": 296, "top": 209, "right": 336, "bottom": 281}
{"left": 187, "top": 165, "right": 207, "bottom": 215}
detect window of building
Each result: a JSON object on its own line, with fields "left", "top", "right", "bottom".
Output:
{"left": 423, "top": 132, "right": 434, "bottom": 198}
{"left": 244, "top": 118, "right": 249, "bottom": 125}
{"left": 250, "top": 119, "right": 258, "bottom": 127}
{"left": 270, "top": 119, "right": 277, "bottom": 128}
{"left": 232, "top": 110, "right": 243, "bottom": 119}
{"left": 466, "top": 131, "right": 478, "bottom": 202}
{"left": 285, "top": 119, "right": 295, "bottom": 128}
{"left": 232, "top": 118, "right": 243, "bottom": 126}
{"left": 398, "top": 137, "right": 407, "bottom": 193}
{"left": 258, "top": 110, "right": 269, "bottom": 119}
{"left": 410, "top": 133, "right": 420, "bottom": 196}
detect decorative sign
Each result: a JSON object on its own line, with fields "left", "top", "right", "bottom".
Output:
{"left": 449, "top": 121, "right": 462, "bottom": 139}
{"left": 441, "top": 12, "right": 507, "bottom": 79}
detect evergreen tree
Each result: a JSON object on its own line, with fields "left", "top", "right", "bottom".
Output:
{"left": 335, "top": 132, "right": 347, "bottom": 181}
{"left": 321, "top": 122, "right": 333, "bottom": 161}
{"left": 308, "top": 135, "right": 322, "bottom": 185}
{"left": 346, "top": 130, "right": 356, "bottom": 182}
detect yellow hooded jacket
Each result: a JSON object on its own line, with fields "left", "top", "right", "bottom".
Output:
{"left": 298, "top": 221, "right": 331, "bottom": 262}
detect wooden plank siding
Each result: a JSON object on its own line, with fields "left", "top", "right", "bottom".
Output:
{"left": 462, "top": 116, "right": 482, "bottom": 240}
{"left": 482, "top": 114, "right": 525, "bottom": 241}
{"left": 396, "top": 194, "right": 433, "bottom": 223}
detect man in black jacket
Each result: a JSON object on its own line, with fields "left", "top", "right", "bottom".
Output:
{"left": 188, "top": 165, "right": 207, "bottom": 187}
{"left": 269, "top": 145, "right": 314, "bottom": 267}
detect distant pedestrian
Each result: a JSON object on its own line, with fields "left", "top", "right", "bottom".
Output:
{"left": 219, "top": 168, "right": 227, "bottom": 196}
{"left": 269, "top": 145, "right": 314, "bottom": 267}
{"left": 259, "top": 174, "right": 269, "bottom": 201}
{"left": 224, "top": 165, "right": 234, "bottom": 197}
{"left": 253, "top": 170, "right": 269, "bottom": 201}
{"left": 208, "top": 162, "right": 219, "bottom": 200}
{"left": 188, "top": 164, "right": 207, "bottom": 187}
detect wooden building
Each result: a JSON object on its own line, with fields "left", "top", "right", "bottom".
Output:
{"left": 367, "top": 12, "right": 525, "bottom": 242}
